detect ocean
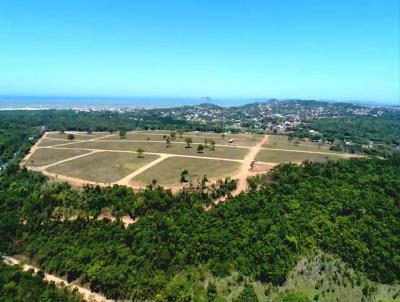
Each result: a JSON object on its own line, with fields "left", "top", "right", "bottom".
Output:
{"left": 0, "top": 96, "right": 252, "bottom": 110}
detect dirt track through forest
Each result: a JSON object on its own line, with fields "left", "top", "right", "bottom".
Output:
{"left": 2, "top": 256, "right": 111, "bottom": 302}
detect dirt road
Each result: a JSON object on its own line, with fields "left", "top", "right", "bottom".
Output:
{"left": 2, "top": 256, "right": 112, "bottom": 302}
{"left": 29, "top": 150, "right": 100, "bottom": 172}
{"left": 231, "top": 135, "right": 269, "bottom": 196}
{"left": 45, "top": 137, "right": 252, "bottom": 149}
{"left": 21, "top": 132, "right": 48, "bottom": 163}
{"left": 116, "top": 154, "right": 171, "bottom": 185}
{"left": 260, "top": 147, "right": 360, "bottom": 157}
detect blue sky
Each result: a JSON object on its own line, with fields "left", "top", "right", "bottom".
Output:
{"left": 0, "top": 0, "right": 399, "bottom": 103}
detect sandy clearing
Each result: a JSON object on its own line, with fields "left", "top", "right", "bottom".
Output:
{"left": 96, "top": 213, "right": 138, "bottom": 228}
{"left": 2, "top": 256, "right": 112, "bottom": 302}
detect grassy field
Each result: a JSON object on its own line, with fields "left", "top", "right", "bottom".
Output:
{"left": 101, "top": 131, "right": 262, "bottom": 146}
{"left": 38, "top": 138, "right": 76, "bottom": 147}
{"left": 131, "top": 157, "right": 241, "bottom": 186}
{"left": 26, "top": 148, "right": 91, "bottom": 166}
{"left": 256, "top": 149, "right": 350, "bottom": 163}
{"left": 61, "top": 140, "right": 248, "bottom": 159}
{"left": 263, "top": 135, "right": 339, "bottom": 153}
{"left": 47, "top": 151, "right": 159, "bottom": 183}
{"left": 25, "top": 132, "right": 360, "bottom": 188}
{"left": 46, "top": 132, "right": 109, "bottom": 140}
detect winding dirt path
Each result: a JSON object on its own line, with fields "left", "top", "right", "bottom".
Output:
{"left": 2, "top": 256, "right": 112, "bottom": 302}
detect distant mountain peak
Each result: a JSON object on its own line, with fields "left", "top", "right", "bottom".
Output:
{"left": 197, "top": 102, "right": 222, "bottom": 109}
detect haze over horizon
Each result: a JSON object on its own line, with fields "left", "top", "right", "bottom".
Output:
{"left": 0, "top": 0, "right": 399, "bottom": 104}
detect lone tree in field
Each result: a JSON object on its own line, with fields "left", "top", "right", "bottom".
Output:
{"left": 67, "top": 134, "right": 75, "bottom": 140}
{"left": 204, "top": 138, "right": 209, "bottom": 148}
{"left": 185, "top": 137, "right": 192, "bottom": 148}
{"left": 210, "top": 140, "right": 216, "bottom": 151}
{"left": 165, "top": 136, "right": 171, "bottom": 148}
{"left": 197, "top": 144, "right": 204, "bottom": 153}
{"left": 119, "top": 130, "right": 127, "bottom": 139}
{"left": 170, "top": 131, "right": 176, "bottom": 140}
{"left": 180, "top": 169, "right": 189, "bottom": 183}
{"left": 178, "top": 130, "right": 184, "bottom": 138}
{"left": 136, "top": 148, "right": 144, "bottom": 158}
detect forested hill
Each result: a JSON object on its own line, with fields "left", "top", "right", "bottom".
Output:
{"left": 1, "top": 156, "right": 399, "bottom": 300}
{"left": 0, "top": 262, "right": 82, "bottom": 301}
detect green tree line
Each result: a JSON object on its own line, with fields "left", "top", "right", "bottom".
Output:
{"left": 0, "top": 156, "right": 399, "bottom": 300}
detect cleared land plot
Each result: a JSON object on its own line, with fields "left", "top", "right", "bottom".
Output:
{"left": 263, "top": 135, "right": 338, "bottom": 153}
{"left": 256, "top": 149, "right": 351, "bottom": 164}
{"left": 38, "top": 138, "right": 75, "bottom": 147}
{"left": 47, "top": 151, "right": 159, "bottom": 183}
{"left": 101, "top": 131, "right": 262, "bottom": 146}
{"left": 61, "top": 141, "right": 248, "bottom": 159}
{"left": 26, "top": 148, "right": 91, "bottom": 167}
{"left": 131, "top": 157, "right": 241, "bottom": 186}
{"left": 46, "top": 132, "right": 109, "bottom": 140}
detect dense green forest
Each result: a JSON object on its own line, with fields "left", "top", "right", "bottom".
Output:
{"left": 291, "top": 114, "right": 400, "bottom": 158}
{"left": 0, "top": 262, "right": 82, "bottom": 301}
{"left": 1, "top": 156, "right": 399, "bottom": 300}
{"left": 1, "top": 108, "right": 400, "bottom": 300}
